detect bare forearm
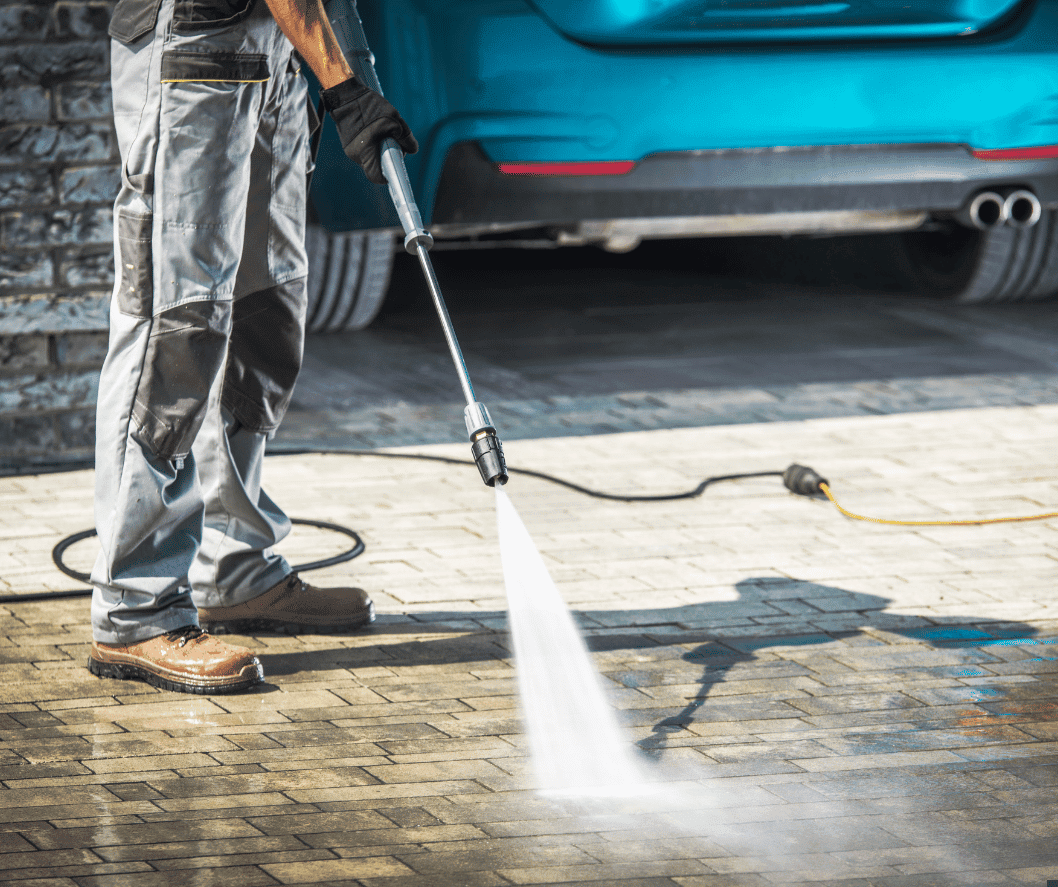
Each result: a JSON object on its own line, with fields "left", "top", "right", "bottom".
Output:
{"left": 263, "top": 0, "right": 353, "bottom": 89}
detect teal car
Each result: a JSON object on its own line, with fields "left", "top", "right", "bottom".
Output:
{"left": 305, "top": 0, "right": 1058, "bottom": 330}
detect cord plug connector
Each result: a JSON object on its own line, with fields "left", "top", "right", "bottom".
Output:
{"left": 783, "top": 464, "right": 828, "bottom": 497}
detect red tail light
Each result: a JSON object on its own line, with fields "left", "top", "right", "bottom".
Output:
{"left": 972, "top": 145, "right": 1058, "bottom": 161}
{"left": 498, "top": 161, "right": 636, "bottom": 176}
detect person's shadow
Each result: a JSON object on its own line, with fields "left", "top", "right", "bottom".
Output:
{"left": 636, "top": 576, "right": 1041, "bottom": 759}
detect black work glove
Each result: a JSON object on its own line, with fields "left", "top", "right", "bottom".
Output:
{"left": 321, "top": 76, "right": 418, "bottom": 185}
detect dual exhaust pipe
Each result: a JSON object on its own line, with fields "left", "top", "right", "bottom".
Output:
{"left": 961, "top": 189, "right": 1042, "bottom": 231}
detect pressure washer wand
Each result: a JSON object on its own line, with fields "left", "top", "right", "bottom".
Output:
{"left": 382, "top": 149, "right": 508, "bottom": 487}
{"left": 381, "top": 145, "right": 509, "bottom": 487}
{"left": 324, "top": 0, "right": 507, "bottom": 486}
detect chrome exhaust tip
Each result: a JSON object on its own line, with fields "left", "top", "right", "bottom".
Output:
{"left": 1003, "top": 189, "right": 1042, "bottom": 229}
{"left": 964, "top": 191, "right": 1007, "bottom": 230}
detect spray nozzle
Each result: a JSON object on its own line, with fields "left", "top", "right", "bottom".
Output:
{"left": 471, "top": 429, "right": 508, "bottom": 487}
{"left": 465, "top": 402, "right": 509, "bottom": 487}
{"left": 783, "top": 464, "right": 828, "bottom": 497}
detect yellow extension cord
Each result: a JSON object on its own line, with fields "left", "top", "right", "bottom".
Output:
{"left": 819, "top": 482, "right": 1058, "bottom": 527}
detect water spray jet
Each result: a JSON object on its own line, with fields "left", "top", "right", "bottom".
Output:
{"left": 327, "top": 0, "right": 645, "bottom": 797}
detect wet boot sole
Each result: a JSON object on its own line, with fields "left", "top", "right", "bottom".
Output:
{"left": 88, "top": 656, "right": 264, "bottom": 695}
{"left": 201, "top": 602, "right": 375, "bottom": 635}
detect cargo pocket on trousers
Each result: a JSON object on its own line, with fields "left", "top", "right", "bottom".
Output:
{"left": 173, "top": 0, "right": 257, "bottom": 32}
{"left": 160, "top": 49, "right": 269, "bottom": 83}
{"left": 116, "top": 211, "right": 154, "bottom": 318}
{"left": 131, "top": 300, "right": 232, "bottom": 462}
{"left": 109, "top": 0, "right": 164, "bottom": 44}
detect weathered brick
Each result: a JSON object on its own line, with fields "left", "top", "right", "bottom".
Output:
{"left": 57, "top": 406, "right": 96, "bottom": 450}
{"left": 3, "top": 207, "right": 112, "bottom": 249}
{"left": 0, "top": 293, "right": 109, "bottom": 334}
{"left": 0, "top": 4, "right": 119, "bottom": 461}
{"left": 0, "top": 250, "right": 53, "bottom": 288}
{"left": 53, "top": 331, "right": 107, "bottom": 367}
{"left": 0, "top": 335, "right": 49, "bottom": 374}
{"left": 0, "top": 169, "right": 54, "bottom": 210}
{"left": 0, "top": 5, "right": 48, "bottom": 42}
{"left": 56, "top": 81, "right": 112, "bottom": 121}
{"left": 0, "top": 42, "right": 108, "bottom": 89}
{"left": 0, "top": 85, "right": 50, "bottom": 122}
{"left": 0, "top": 367, "right": 99, "bottom": 412}
{"left": 0, "top": 123, "right": 113, "bottom": 163}
{"left": 60, "top": 164, "right": 119, "bottom": 204}
{"left": 52, "top": 2, "right": 112, "bottom": 41}
{"left": 60, "top": 247, "right": 113, "bottom": 287}
{"left": 0, "top": 413, "right": 57, "bottom": 455}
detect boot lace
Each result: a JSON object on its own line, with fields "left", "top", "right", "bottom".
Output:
{"left": 274, "top": 573, "right": 306, "bottom": 600}
{"left": 165, "top": 625, "right": 207, "bottom": 648}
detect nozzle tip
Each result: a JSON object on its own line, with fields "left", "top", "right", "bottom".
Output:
{"left": 471, "top": 431, "right": 508, "bottom": 487}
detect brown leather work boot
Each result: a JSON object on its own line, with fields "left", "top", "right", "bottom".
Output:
{"left": 88, "top": 626, "right": 264, "bottom": 694}
{"left": 197, "top": 572, "right": 375, "bottom": 634}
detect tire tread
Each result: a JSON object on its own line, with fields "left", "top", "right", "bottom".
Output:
{"left": 899, "top": 210, "right": 1058, "bottom": 303}
{"left": 305, "top": 226, "right": 396, "bottom": 332}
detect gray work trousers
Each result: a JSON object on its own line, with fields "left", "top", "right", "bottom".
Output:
{"left": 92, "top": 0, "right": 311, "bottom": 644}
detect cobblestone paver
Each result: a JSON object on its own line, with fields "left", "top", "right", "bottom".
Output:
{"left": 275, "top": 283, "right": 1058, "bottom": 452}
{"left": 1, "top": 404, "right": 1057, "bottom": 885}
{"left": 275, "top": 372, "right": 1058, "bottom": 452}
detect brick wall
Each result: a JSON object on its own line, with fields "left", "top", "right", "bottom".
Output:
{"left": 0, "top": 0, "right": 116, "bottom": 471}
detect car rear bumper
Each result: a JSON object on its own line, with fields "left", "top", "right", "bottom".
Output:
{"left": 432, "top": 141, "right": 1058, "bottom": 237}
{"left": 311, "top": 0, "right": 1058, "bottom": 235}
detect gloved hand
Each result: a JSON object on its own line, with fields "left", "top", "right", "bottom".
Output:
{"left": 321, "top": 76, "right": 418, "bottom": 185}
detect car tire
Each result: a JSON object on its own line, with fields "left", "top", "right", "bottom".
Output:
{"left": 304, "top": 225, "right": 396, "bottom": 332}
{"left": 893, "top": 212, "right": 1058, "bottom": 302}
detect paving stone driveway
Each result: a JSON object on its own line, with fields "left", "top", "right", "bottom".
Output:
{"left": 1, "top": 403, "right": 1056, "bottom": 885}
{"left": 275, "top": 241, "right": 1058, "bottom": 451}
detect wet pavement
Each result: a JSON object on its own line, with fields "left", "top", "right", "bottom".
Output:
{"left": 2, "top": 236, "right": 1058, "bottom": 885}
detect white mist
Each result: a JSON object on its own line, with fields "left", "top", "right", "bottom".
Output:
{"left": 495, "top": 484, "right": 645, "bottom": 797}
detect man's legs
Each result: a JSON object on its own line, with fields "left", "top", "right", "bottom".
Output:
{"left": 90, "top": 1, "right": 290, "bottom": 687}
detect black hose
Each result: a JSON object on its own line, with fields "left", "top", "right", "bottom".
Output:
{"left": 48, "top": 527, "right": 99, "bottom": 586}
{"left": 274, "top": 448, "right": 785, "bottom": 502}
{"left": 1, "top": 451, "right": 785, "bottom": 605}
{"left": 511, "top": 466, "right": 783, "bottom": 502}
{"left": 1, "top": 520, "right": 362, "bottom": 604}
